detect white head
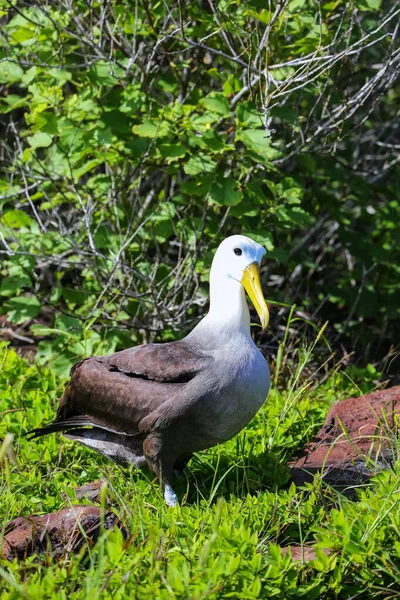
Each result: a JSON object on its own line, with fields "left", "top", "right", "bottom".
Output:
{"left": 205, "top": 235, "right": 269, "bottom": 334}
{"left": 211, "top": 235, "right": 266, "bottom": 283}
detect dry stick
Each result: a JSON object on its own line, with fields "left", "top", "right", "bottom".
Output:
{"left": 253, "top": 0, "right": 289, "bottom": 69}
{"left": 9, "top": 122, "right": 47, "bottom": 234}
{"left": 207, "top": 0, "right": 239, "bottom": 60}
{"left": 87, "top": 210, "right": 157, "bottom": 320}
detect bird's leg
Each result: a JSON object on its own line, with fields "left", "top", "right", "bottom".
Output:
{"left": 173, "top": 453, "right": 193, "bottom": 477}
{"left": 143, "top": 433, "right": 179, "bottom": 508}
{"left": 164, "top": 483, "right": 178, "bottom": 507}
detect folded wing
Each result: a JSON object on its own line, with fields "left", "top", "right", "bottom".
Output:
{"left": 30, "top": 340, "right": 209, "bottom": 438}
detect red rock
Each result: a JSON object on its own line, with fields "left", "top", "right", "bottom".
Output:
{"left": 62, "top": 479, "right": 108, "bottom": 504}
{"left": 281, "top": 545, "right": 331, "bottom": 562}
{"left": 1, "top": 505, "right": 127, "bottom": 561}
{"left": 290, "top": 386, "right": 400, "bottom": 487}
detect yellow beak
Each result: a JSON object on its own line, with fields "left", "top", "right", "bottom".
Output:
{"left": 241, "top": 262, "right": 269, "bottom": 330}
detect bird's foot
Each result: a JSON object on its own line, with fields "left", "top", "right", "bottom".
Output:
{"left": 164, "top": 484, "right": 178, "bottom": 507}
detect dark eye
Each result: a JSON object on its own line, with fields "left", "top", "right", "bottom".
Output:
{"left": 234, "top": 248, "right": 242, "bottom": 256}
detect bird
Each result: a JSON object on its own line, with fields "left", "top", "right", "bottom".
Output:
{"left": 26, "top": 235, "right": 270, "bottom": 507}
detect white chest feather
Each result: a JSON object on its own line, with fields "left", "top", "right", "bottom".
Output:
{"left": 203, "top": 345, "right": 270, "bottom": 444}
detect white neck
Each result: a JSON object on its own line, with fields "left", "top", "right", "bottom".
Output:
{"left": 209, "top": 271, "right": 250, "bottom": 328}
{"left": 189, "top": 272, "right": 251, "bottom": 344}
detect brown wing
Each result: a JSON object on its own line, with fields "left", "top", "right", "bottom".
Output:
{"left": 56, "top": 340, "right": 209, "bottom": 435}
{"left": 100, "top": 341, "right": 205, "bottom": 383}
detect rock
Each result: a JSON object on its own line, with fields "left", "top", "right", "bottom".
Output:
{"left": 0, "top": 434, "right": 18, "bottom": 467}
{"left": 290, "top": 386, "right": 400, "bottom": 487}
{"left": 0, "top": 307, "right": 53, "bottom": 358}
{"left": 280, "top": 545, "right": 331, "bottom": 562}
{"left": 1, "top": 505, "right": 127, "bottom": 561}
{"left": 62, "top": 479, "right": 108, "bottom": 504}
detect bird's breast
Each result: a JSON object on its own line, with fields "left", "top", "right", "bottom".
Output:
{"left": 194, "top": 347, "right": 270, "bottom": 447}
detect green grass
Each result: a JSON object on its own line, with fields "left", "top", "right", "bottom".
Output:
{"left": 1, "top": 340, "right": 400, "bottom": 599}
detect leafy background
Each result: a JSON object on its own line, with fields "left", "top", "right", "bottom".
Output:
{"left": 0, "top": 0, "right": 399, "bottom": 378}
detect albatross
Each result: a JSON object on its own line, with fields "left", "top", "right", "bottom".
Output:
{"left": 27, "top": 235, "right": 270, "bottom": 507}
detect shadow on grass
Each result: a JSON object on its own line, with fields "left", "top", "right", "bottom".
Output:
{"left": 175, "top": 448, "right": 292, "bottom": 506}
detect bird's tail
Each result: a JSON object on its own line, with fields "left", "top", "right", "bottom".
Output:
{"left": 24, "top": 416, "right": 94, "bottom": 439}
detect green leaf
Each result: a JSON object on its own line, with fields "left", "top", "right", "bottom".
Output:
{"left": 236, "top": 102, "right": 262, "bottom": 128}
{"left": 153, "top": 220, "right": 174, "bottom": 243}
{"left": 243, "top": 8, "right": 272, "bottom": 23}
{"left": 244, "top": 231, "right": 274, "bottom": 251}
{"left": 190, "top": 113, "right": 219, "bottom": 129}
{"left": 31, "top": 111, "right": 58, "bottom": 134}
{"left": 65, "top": 94, "right": 99, "bottom": 120}
{"left": 209, "top": 177, "right": 243, "bottom": 206}
{"left": 201, "top": 130, "right": 227, "bottom": 153}
{"left": 276, "top": 178, "right": 304, "bottom": 203}
{"left": 184, "top": 154, "right": 216, "bottom": 175}
{"left": 181, "top": 176, "right": 213, "bottom": 196}
{"left": 27, "top": 131, "right": 53, "bottom": 149}
{"left": 35, "top": 339, "right": 77, "bottom": 377}
{"left": 358, "top": 0, "right": 381, "bottom": 9}
{"left": 3, "top": 296, "right": 41, "bottom": 324}
{"left": 72, "top": 158, "right": 104, "bottom": 182}
{"left": 101, "top": 110, "right": 130, "bottom": 135}
{"left": 46, "top": 68, "right": 72, "bottom": 86}
{"left": 30, "top": 325, "right": 72, "bottom": 338}
{"left": 188, "top": 131, "right": 228, "bottom": 153}
{"left": 285, "top": 206, "right": 313, "bottom": 226}
{"left": 57, "top": 118, "right": 85, "bottom": 149}
{"left": 272, "top": 106, "right": 297, "bottom": 124}
{"left": 62, "top": 288, "right": 86, "bottom": 305}
{"left": 0, "top": 60, "right": 23, "bottom": 84}
{"left": 200, "top": 92, "right": 230, "bottom": 117}
{"left": 1, "top": 210, "right": 33, "bottom": 229}
{"left": 274, "top": 205, "right": 313, "bottom": 227}
{"left": 132, "top": 120, "right": 170, "bottom": 138}
{"left": 42, "top": 144, "right": 70, "bottom": 176}
{"left": 11, "top": 26, "right": 36, "bottom": 43}
{"left": 159, "top": 143, "right": 187, "bottom": 162}
{"left": 223, "top": 74, "right": 241, "bottom": 97}
{"left": 0, "top": 94, "right": 28, "bottom": 114}
{"left": 125, "top": 138, "right": 148, "bottom": 155}
{"left": 88, "top": 60, "right": 125, "bottom": 85}
{"left": 92, "top": 128, "right": 113, "bottom": 146}
{"left": 236, "top": 129, "right": 280, "bottom": 159}
{"left": 0, "top": 274, "right": 31, "bottom": 297}
{"left": 289, "top": 0, "right": 307, "bottom": 11}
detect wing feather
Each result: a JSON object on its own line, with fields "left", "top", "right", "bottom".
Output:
{"left": 101, "top": 340, "right": 206, "bottom": 382}
{"left": 54, "top": 340, "right": 210, "bottom": 435}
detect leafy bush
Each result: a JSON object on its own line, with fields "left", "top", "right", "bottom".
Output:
{"left": 0, "top": 0, "right": 399, "bottom": 374}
